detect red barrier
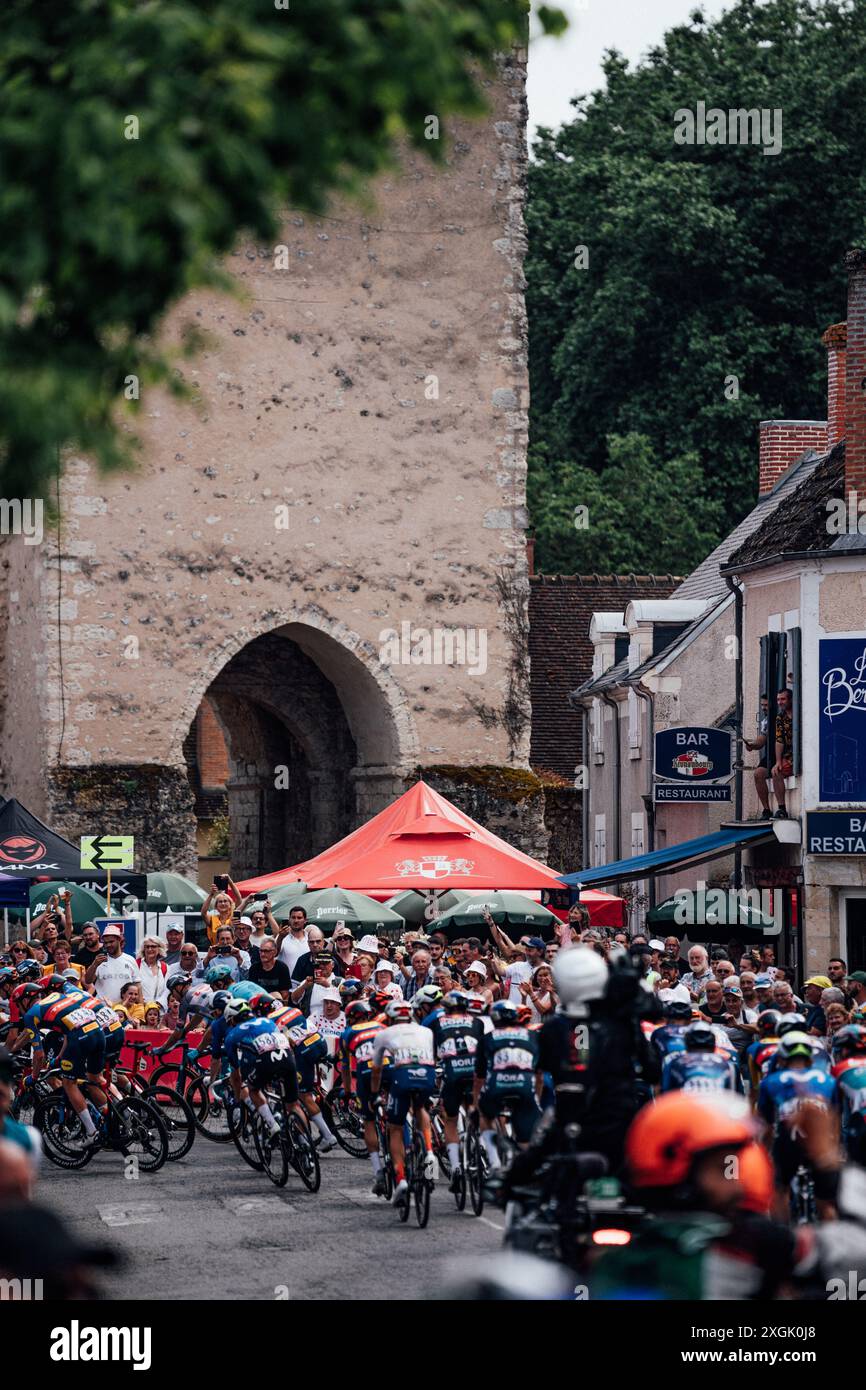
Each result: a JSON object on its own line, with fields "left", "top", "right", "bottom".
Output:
{"left": 119, "top": 1028, "right": 204, "bottom": 1081}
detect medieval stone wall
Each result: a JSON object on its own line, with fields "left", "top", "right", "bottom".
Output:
{"left": 1, "top": 52, "right": 539, "bottom": 874}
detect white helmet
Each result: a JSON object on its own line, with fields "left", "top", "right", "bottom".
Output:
{"left": 553, "top": 947, "right": 608, "bottom": 1016}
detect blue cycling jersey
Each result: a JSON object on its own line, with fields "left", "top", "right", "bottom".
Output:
{"left": 225, "top": 1016, "right": 288, "bottom": 1070}
{"left": 757, "top": 1066, "right": 838, "bottom": 1133}
{"left": 661, "top": 1051, "right": 738, "bottom": 1094}
{"left": 651, "top": 1024, "right": 688, "bottom": 1060}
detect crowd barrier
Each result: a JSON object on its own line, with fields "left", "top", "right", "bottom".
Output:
{"left": 119, "top": 1028, "right": 204, "bottom": 1080}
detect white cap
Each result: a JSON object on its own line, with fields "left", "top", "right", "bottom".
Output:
{"left": 465, "top": 961, "right": 487, "bottom": 978}
{"left": 357, "top": 934, "right": 380, "bottom": 954}
{"left": 320, "top": 987, "right": 342, "bottom": 1004}
{"left": 648, "top": 938, "right": 666, "bottom": 952}
{"left": 101, "top": 924, "right": 124, "bottom": 938}
{"left": 239, "top": 916, "right": 254, "bottom": 927}
{"left": 374, "top": 959, "right": 395, "bottom": 975}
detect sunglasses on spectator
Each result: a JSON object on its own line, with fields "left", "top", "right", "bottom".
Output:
{"left": 11, "top": 944, "right": 27, "bottom": 953}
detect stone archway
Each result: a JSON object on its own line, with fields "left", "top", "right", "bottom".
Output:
{"left": 182, "top": 613, "right": 418, "bottom": 878}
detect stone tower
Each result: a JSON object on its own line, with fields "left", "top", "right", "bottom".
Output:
{"left": 0, "top": 51, "right": 542, "bottom": 877}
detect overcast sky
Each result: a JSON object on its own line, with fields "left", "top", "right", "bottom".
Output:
{"left": 527, "top": 0, "right": 734, "bottom": 145}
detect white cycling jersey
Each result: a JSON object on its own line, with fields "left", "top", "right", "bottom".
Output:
{"left": 371, "top": 1021, "right": 435, "bottom": 1071}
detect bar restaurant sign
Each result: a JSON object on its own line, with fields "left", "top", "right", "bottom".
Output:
{"left": 806, "top": 812, "right": 866, "bottom": 855}
{"left": 654, "top": 726, "right": 732, "bottom": 803}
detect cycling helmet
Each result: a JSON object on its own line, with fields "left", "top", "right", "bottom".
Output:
{"left": 386, "top": 999, "right": 413, "bottom": 1023}
{"left": 209, "top": 989, "right": 232, "bottom": 1015}
{"left": 186, "top": 984, "right": 214, "bottom": 1015}
{"left": 344, "top": 999, "right": 372, "bottom": 1025}
{"left": 369, "top": 989, "right": 393, "bottom": 1014}
{"left": 625, "top": 1092, "right": 755, "bottom": 1189}
{"left": 223, "top": 998, "right": 252, "bottom": 1025}
{"left": 166, "top": 971, "right": 192, "bottom": 994}
{"left": 664, "top": 1000, "right": 693, "bottom": 1023}
{"left": 205, "top": 965, "right": 234, "bottom": 987}
{"left": 413, "top": 984, "right": 443, "bottom": 1013}
{"left": 227, "top": 980, "right": 263, "bottom": 1001}
{"left": 11, "top": 981, "right": 42, "bottom": 1009}
{"left": 465, "top": 994, "right": 488, "bottom": 1015}
{"left": 777, "top": 1030, "right": 814, "bottom": 1063}
{"left": 15, "top": 960, "right": 42, "bottom": 982}
{"left": 683, "top": 1022, "right": 716, "bottom": 1053}
{"left": 756, "top": 1009, "right": 781, "bottom": 1037}
{"left": 553, "top": 946, "right": 608, "bottom": 1016}
{"left": 41, "top": 973, "right": 71, "bottom": 993}
{"left": 339, "top": 978, "right": 363, "bottom": 1003}
{"left": 777, "top": 1012, "right": 807, "bottom": 1036}
{"left": 443, "top": 989, "right": 471, "bottom": 1012}
{"left": 490, "top": 999, "right": 520, "bottom": 1027}
{"left": 737, "top": 1141, "right": 775, "bottom": 1215}
{"left": 0, "top": 966, "right": 16, "bottom": 989}
{"left": 251, "top": 993, "right": 275, "bottom": 1016}
{"left": 516, "top": 1004, "right": 533, "bottom": 1026}
{"left": 831, "top": 1023, "right": 866, "bottom": 1061}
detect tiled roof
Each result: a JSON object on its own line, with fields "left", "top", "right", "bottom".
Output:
{"left": 725, "top": 443, "right": 845, "bottom": 569}
{"left": 673, "top": 451, "right": 827, "bottom": 601}
{"left": 528, "top": 573, "right": 681, "bottom": 777}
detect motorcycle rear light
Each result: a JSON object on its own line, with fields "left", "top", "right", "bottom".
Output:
{"left": 592, "top": 1228, "right": 632, "bottom": 1246}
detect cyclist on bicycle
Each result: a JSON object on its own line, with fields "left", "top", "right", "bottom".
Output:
{"left": 661, "top": 1022, "right": 740, "bottom": 1094}
{"left": 830, "top": 1023, "right": 866, "bottom": 1165}
{"left": 339, "top": 998, "right": 388, "bottom": 1193}
{"left": 84, "top": 993, "right": 128, "bottom": 1077}
{"left": 10, "top": 978, "right": 107, "bottom": 1143}
{"left": 473, "top": 999, "right": 541, "bottom": 1172}
{"left": 413, "top": 984, "right": 444, "bottom": 1029}
{"left": 370, "top": 997, "right": 438, "bottom": 1207}
{"left": 742, "top": 1009, "right": 782, "bottom": 1098}
{"left": 223, "top": 997, "right": 300, "bottom": 1140}
{"left": 757, "top": 1030, "right": 839, "bottom": 1219}
{"left": 259, "top": 995, "right": 338, "bottom": 1151}
{"left": 650, "top": 1000, "right": 693, "bottom": 1063}
{"left": 429, "top": 988, "right": 486, "bottom": 1194}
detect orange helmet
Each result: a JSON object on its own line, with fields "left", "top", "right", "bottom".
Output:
{"left": 625, "top": 1093, "right": 755, "bottom": 1189}
{"left": 736, "top": 1142, "right": 774, "bottom": 1215}
{"left": 516, "top": 1004, "right": 532, "bottom": 1026}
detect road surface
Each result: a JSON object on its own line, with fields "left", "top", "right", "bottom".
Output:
{"left": 44, "top": 1134, "right": 503, "bottom": 1300}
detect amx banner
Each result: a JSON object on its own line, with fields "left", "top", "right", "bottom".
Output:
{"left": 820, "top": 638, "right": 866, "bottom": 802}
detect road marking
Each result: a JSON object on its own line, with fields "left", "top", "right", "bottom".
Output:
{"left": 221, "top": 1195, "right": 289, "bottom": 1215}
{"left": 478, "top": 1215, "right": 504, "bottom": 1232}
{"left": 98, "top": 1203, "right": 163, "bottom": 1227}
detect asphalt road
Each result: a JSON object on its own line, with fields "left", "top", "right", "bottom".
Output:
{"left": 44, "top": 1131, "right": 504, "bottom": 1300}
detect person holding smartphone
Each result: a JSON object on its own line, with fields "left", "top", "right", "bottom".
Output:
{"left": 200, "top": 875, "right": 242, "bottom": 945}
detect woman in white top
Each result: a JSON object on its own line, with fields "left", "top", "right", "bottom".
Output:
{"left": 137, "top": 935, "right": 169, "bottom": 1007}
{"left": 519, "top": 963, "right": 556, "bottom": 1024}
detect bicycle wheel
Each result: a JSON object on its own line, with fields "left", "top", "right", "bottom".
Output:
{"left": 112, "top": 1096, "right": 169, "bottom": 1173}
{"left": 431, "top": 1111, "right": 451, "bottom": 1178}
{"left": 142, "top": 1085, "right": 196, "bottom": 1161}
{"left": 33, "top": 1095, "right": 94, "bottom": 1170}
{"left": 186, "top": 1077, "right": 233, "bottom": 1142}
{"left": 398, "top": 1138, "right": 412, "bottom": 1223}
{"left": 467, "top": 1122, "right": 486, "bottom": 1216}
{"left": 288, "top": 1113, "right": 321, "bottom": 1192}
{"left": 328, "top": 1087, "right": 368, "bottom": 1158}
{"left": 413, "top": 1135, "right": 431, "bottom": 1228}
{"left": 253, "top": 1115, "right": 289, "bottom": 1187}
{"left": 228, "top": 1097, "right": 265, "bottom": 1171}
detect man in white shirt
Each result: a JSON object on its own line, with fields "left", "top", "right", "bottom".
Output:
{"left": 276, "top": 904, "right": 309, "bottom": 973}
{"left": 85, "top": 923, "right": 141, "bottom": 1002}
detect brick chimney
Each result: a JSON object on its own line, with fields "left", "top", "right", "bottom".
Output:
{"left": 821, "top": 321, "right": 847, "bottom": 447}
{"left": 844, "top": 249, "right": 866, "bottom": 498}
{"left": 758, "top": 419, "right": 828, "bottom": 496}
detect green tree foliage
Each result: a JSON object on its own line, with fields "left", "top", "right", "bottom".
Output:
{"left": 0, "top": 0, "right": 562, "bottom": 499}
{"left": 529, "top": 432, "right": 723, "bottom": 574}
{"left": 526, "top": 0, "right": 866, "bottom": 574}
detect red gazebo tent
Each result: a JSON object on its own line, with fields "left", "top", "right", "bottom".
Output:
{"left": 238, "top": 780, "right": 565, "bottom": 895}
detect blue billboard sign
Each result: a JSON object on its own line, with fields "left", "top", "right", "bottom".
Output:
{"left": 806, "top": 811, "right": 866, "bottom": 855}
{"left": 819, "top": 639, "right": 866, "bottom": 802}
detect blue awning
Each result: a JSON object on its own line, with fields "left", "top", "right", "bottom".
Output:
{"left": 559, "top": 824, "right": 775, "bottom": 889}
